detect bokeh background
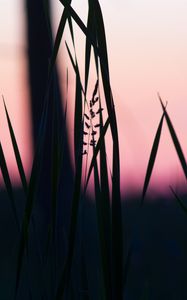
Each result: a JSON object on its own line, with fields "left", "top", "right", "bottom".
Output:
{"left": 1, "top": 2, "right": 187, "bottom": 300}
{"left": 1, "top": 0, "right": 187, "bottom": 198}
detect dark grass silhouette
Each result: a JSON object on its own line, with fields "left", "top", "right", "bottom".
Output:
{"left": 0, "top": 1, "right": 187, "bottom": 300}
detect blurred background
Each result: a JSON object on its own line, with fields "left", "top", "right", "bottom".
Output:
{"left": 1, "top": 1, "right": 187, "bottom": 300}
{"left": 1, "top": 0, "right": 187, "bottom": 198}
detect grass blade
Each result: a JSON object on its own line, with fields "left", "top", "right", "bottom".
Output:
{"left": 48, "top": 0, "right": 72, "bottom": 80}
{"left": 93, "top": 149, "right": 110, "bottom": 300}
{"left": 15, "top": 96, "right": 49, "bottom": 295}
{"left": 0, "top": 142, "right": 19, "bottom": 230}
{"left": 58, "top": 1, "right": 122, "bottom": 298}
{"left": 98, "top": 96, "right": 112, "bottom": 298}
{"left": 158, "top": 94, "right": 187, "bottom": 180}
{"left": 92, "top": 1, "right": 123, "bottom": 298}
{"left": 85, "top": 0, "right": 97, "bottom": 93}
{"left": 3, "top": 97, "right": 28, "bottom": 195}
{"left": 55, "top": 131, "right": 83, "bottom": 299}
{"left": 85, "top": 117, "right": 110, "bottom": 191}
{"left": 59, "top": 0, "right": 98, "bottom": 53}
{"left": 141, "top": 113, "right": 164, "bottom": 203}
{"left": 55, "top": 43, "right": 83, "bottom": 300}
{"left": 15, "top": 1, "right": 74, "bottom": 296}
{"left": 74, "top": 71, "right": 83, "bottom": 164}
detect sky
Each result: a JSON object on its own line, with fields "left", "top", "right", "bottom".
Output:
{"left": 0, "top": 0, "right": 32, "bottom": 184}
{"left": 1, "top": 0, "right": 187, "bottom": 197}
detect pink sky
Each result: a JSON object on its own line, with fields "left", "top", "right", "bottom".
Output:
{"left": 54, "top": 0, "right": 187, "bottom": 196}
{"left": 0, "top": 1, "right": 33, "bottom": 184}
{"left": 1, "top": 1, "right": 187, "bottom": 197}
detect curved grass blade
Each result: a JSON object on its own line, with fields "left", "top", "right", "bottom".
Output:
{"left": 141, "top": 113, "right": 164, "bottom": 204}
{"left": 170, "top": 186, "right": 187, "bottom": 214}
{"left": 65, "top": 42, "right": 85, "bottom": 96}
{"left": 158, "top": 94, "right": 187, "bottom": 180}
{"left": 0, "top": 142, "right": 19, "bottom": 230}
{"left": 92, "top": 2, "right": 123, "bottom": 297}
{"left": 94, "top": 0, "right": 109, "bottom": 79}
{"left": 59, "top": 0, "right": 98, "bottom": 53}
{"left": 3, "top": 97, "right": 28, "bottom": 195}
{"left": 59, "top": 1, "right": 122, "bottom": 297}
{"left": 85, "top": 8, "right": 92, "bottom": 94}
{"left": 48, "top": 0, "right": 72, "bottom": 80}
{"left": 85, "top": 0, "right": 98, "bottom": 93}
{"left": 59, "top": 0, "right": 115, "bottom": 130}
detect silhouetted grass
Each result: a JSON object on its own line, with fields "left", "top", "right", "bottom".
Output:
{"left": 4, "top": 1, "right": 122, "bottom": 299}
{"left": 1, "top": 1, "right": 187, "bottom": 300}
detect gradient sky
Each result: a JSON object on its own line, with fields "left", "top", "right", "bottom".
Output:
{"left": 54, "top": 0, "right": 187, "bottom": 196}
{"left": 1, "top": 1, "right": 187, "bottom": 196}
{"left": 0, "top": 0, "right": 32, "bottom": 184}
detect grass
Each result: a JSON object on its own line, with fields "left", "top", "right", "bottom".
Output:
{"left": 1, "top": 1, "right": 187, "bottom": 299}
{"left": 1, "top": 1, "right": 123, "bottom": 299}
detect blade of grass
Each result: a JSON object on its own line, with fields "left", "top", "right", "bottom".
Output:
{"left": 48, "top": 0, "right": 72, "bottom": 81}
{"left": 141, "top": 113, "right": 165, "bottom": 203}
{"left": 92, "top": 1, "right": 123, "bottom": 298}
{"left": 15, "top": 96, "right": 50, "bottom": 295}
{"left": 0, "top": 142, "right": 19, "bottom": 230}
{"left": 85, "top": 0, "right": 98, "bottom": 94}
{"left": 15, "top": 0, "right": 73, "bottom": 290}
{"left": 55, "top": 128, "right": 83, "bottom": 299}
{"left": 65, "top": 42, "right": 85, "bottom": 97}
{"left": 16, "top": 1, "right": 73, "bottom": 296}
{"left": 59, "top": 1, "right": 122, "bottom": 297}
{"left": 94, "top": 141, "right": 113, "bottom": 300}
{"left": 3, "top": 97, "right": 28, "bottom": 195}
{"left": 74, "top": 68, "right": 83, "bottom": 164}
{"left": 2, "top": 97, "right": 49, "bottom": 298}
{"left": 93, "top": 148, "right": 109, "bottom": 300}
{"left": 46, "top": 82, "right": 63, "bottom": 255}
{"left": 98, "top": 96, "right": 112, "bottom": 298}
{"left": 55, "top": 51, "right": 83, "bottom": 300}
{"left": 84, "top": 117, "right": 110, "bottom": 191}
{"left": 59, "top": 0, "right": 116, "bottom": 136}
{"left": 158, "top": 94, "right": 187, "bottom": 180}
{"left": 59, "top": 0, "right": 98, "bottom": 54}
{"left": 85, "top": 8, "right": 111, "bottom": 293}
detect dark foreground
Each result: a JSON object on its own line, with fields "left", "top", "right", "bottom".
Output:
{"left": 1, "top": 189, "right": 187, "bottom": 300}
